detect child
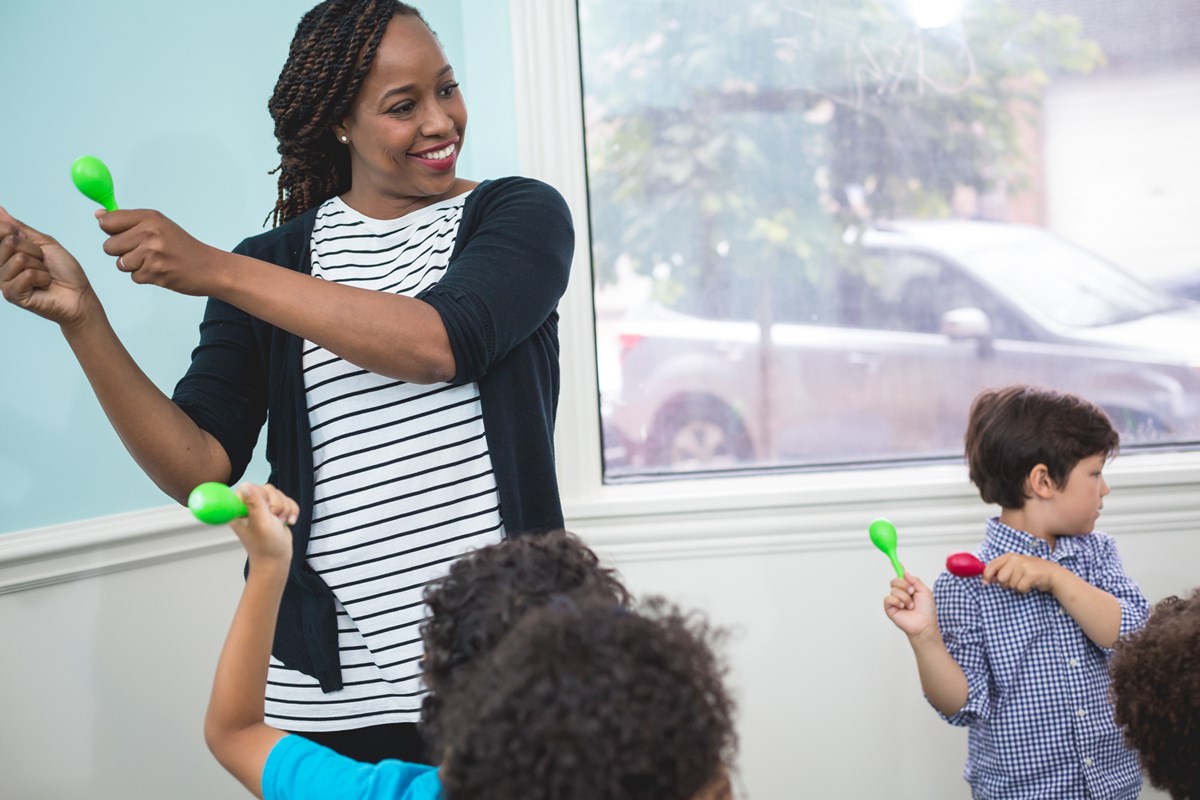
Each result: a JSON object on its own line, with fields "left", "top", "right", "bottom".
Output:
{"left": 205, "top": 484, "right": 627, "bottom": 797}
{"left": 1109, "top": 588, "right": 1200, "bottom": 799}
{"left": 204, "top": 482, "right": 439, "bottom": 798}
{"left": 208, "top": 483, "right": 734, "bottom": 799}
{"left": 883, "top": 385, "right": 1149, "bottom": 799}
{"left": 437, "top": 597, "right": 737, "bottom": 800}
{"left": 418, "top": 528, "right": 632, "bottom": 759}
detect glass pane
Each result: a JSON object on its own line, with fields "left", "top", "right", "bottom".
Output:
{"left": 580, "top": 0, "right": 1200, "bottom": 480}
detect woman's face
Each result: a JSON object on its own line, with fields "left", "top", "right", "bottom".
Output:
{"left": 336, "top": 13, "right": 469, "bottom": 218}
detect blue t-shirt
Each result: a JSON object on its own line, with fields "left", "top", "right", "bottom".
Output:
{"left": 262, "top": 734, "right": 441, "bottom": 800}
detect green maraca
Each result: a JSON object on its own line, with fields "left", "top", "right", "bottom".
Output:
{"left": 869, "top": 517, "right": 905, "bottom": 579}
{"left": 188, "top": 481, "right": 247, "bottom": 525}
{"left": 70, "top": 155, "right": 119, "bottom": 212}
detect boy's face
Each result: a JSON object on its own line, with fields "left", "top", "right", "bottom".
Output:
{"left": 1049, "top": 453, "right": 1110, "bottom": 536}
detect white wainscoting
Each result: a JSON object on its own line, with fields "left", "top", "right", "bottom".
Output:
{"left": 1, "top": 453, "right": 1192, "bottom": 798}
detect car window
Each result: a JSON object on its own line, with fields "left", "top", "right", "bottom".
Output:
{"left": 963, "top": 235, "right": 1183, "bottom": 327}
{"left": 849, "top": 251, "right": 1029, "bottom": 338}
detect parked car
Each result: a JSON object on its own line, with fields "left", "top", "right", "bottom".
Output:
{"left": 606, "top": 220, "right": 1200, "bottom": 475}
{"left": 1158, "top": 273, "right": 1200, "bottom": 303}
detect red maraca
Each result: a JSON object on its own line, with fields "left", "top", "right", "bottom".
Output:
{"left": 946, "top": 552, "right": 986, "bottom": 577}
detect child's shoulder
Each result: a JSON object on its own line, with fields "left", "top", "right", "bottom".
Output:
{"left": 1071, "top": 529, "right": 1120, "bottom": 559}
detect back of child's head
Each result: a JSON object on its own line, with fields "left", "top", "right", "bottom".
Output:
{"left": 438, "top": 597, "right": 737, "bottom": 800}
{"left": 1110, "top": 589, "right": 1200, "bottom": 799}
{"left": 964, "top": 385, "right": 1118, "bottom": 509}
{"left": 419, "top": 529, "right": 631, "bottom": 756}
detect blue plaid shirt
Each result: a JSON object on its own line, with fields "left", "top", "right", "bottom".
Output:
{"left": 932, "top": 518, "right": 1149, "bottom": 799}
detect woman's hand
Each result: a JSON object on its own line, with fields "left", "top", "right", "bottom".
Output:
{"left": 0, "top": 207, "right": 98, "bottom": 327}
{"left": 97, "top": 208, "right": 225, "bottom": 296}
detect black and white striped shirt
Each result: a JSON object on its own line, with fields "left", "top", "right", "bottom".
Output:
{"left": 264, "top": 194, "right": 504, "bottom": 731}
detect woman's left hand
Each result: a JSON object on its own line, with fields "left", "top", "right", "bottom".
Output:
{"left": 96, "top": 208, "right": 224, "bottom": 296}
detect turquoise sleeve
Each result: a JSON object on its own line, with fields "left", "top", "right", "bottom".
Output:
{"left": 262, "top": 734, "right": 441, "bottom": 800}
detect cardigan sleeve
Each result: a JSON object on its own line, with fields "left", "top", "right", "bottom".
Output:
{"left": 170, "top": 294, "right": 268, "bottom": 483}
{"left": 418, "top": 178, "right": 574, "bottom": 384}
{"left": 170, "top": 212, "right": 313, "bottom": 484}
{"left": 169, "top": 235, "right": 281, "bottom": 483}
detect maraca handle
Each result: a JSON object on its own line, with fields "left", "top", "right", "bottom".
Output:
{"left": 888, "top": 553, "right": 905, "bottom": 579}
{"left": 188, "top": 481, "right": 247, "bottom": 525}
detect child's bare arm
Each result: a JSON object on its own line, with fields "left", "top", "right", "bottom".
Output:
{"left": 884, "top": 573, "right": 969, "bottom": 717}
{"left": 983, "top": 554, "right": 1120, "bottom": 647}
{"left": 204, "top": 483, "right": 299, "bottom": 798}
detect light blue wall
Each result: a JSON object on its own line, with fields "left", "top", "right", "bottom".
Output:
{"left": 0, "top": 0, "right": 518, "bottom": 533}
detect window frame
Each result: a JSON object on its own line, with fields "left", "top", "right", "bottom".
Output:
{"left": 508, "top": 0, "right": 1200, "bottom": 544}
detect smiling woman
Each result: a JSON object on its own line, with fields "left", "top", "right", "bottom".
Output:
{"left": 0, "top": 0, "right": 572, "bottom": 769}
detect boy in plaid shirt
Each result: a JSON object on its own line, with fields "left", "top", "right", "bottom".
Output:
{"left": 884, "top": 386, "right": 1149, "bottom": 799}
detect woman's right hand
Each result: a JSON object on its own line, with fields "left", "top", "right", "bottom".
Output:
{"left": 0, "top": 207, "right": 97, "bottom": 327}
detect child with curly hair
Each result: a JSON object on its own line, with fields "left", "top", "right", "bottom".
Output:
{"left": 883, "top": 385, "right": 1149, "bottom": 799}
{"left": 1109, "top": 589, "right": 1200, "bottom": 799}
{"left": 209, "top": 482, "right": 717, "bottom": 799}
{"left": 418, "top": 527, "right": 632, "bottom": 759}
{"left": 438, "top": 597, "right": 737, "bottom": 800}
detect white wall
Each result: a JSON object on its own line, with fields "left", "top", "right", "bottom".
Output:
{"left": 1044, "top": 66, "right": 1200, "bottom": 284}
{"left": 0, "top": 521, "right": 246, "bottom": 798}
{"left": 1, "top": 456, "right": 1191, "bottom": 798}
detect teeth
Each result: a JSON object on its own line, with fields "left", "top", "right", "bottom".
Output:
{"left": 418, "top": 144, "right": 455, "bottom": 160}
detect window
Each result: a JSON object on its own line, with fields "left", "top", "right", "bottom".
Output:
{"left": 577, "top": 0, "right": 1200, "bottom": 481}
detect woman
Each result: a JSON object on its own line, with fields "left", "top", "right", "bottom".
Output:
{"left": 0, "top": 0, "right": 572, "bottom": 764}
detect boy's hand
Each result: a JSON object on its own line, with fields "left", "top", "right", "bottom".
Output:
{"left": 884, "top": 572, "right": 938, "bottom": 641}
{"left": 982, "top": 553, "right": 1061, "bottom": 594}
{"left": 228, "top": 483, "right": 296, "bottom": 566}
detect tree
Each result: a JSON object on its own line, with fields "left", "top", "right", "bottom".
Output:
{"left": 580, "top": 0, "right": 1103, "bottom": 308}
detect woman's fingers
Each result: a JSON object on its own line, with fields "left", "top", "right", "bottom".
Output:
{"left": 0, "top": 207, "right": 58, "bottom": 246}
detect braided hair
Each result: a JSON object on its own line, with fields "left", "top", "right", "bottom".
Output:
{"left": 267, "top": 0, "right": 426, "bottom": 226}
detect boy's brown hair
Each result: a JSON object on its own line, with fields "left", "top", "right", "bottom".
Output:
{"left": 964, "top": 385, "right": 1119, "bottom": 509}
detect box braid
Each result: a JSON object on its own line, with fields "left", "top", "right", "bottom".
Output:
{"left": 267, "top": 0, "right": 426, "bottom": 226}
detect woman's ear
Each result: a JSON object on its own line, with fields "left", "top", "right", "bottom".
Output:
{"left": 333, "top": 123, "right": 349, "bottom": 145}
{"left": 1026, "top": 463, "right": 1056, "bottom": 499}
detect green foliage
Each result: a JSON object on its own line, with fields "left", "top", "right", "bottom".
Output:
{"left": 579, "top": 0, "right": 1104, "bottom": 308}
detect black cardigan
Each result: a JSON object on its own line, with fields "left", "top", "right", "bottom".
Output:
{"left": 173, "top": 177, "right": 573, "bottom": 691}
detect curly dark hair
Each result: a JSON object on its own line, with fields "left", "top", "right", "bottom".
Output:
{"left": 267, "top": 0, "right": 426, "bottom": 225}
{"left": 964, "top": 385, "right": 1119, "bottom": 509}
{"left": 1110, "top": 589, "right": 1200, "bottom": 799}
{"left": 419, "top": 529, "right": 631, "bottom": 758}
{"left": 438, "top": 597, "right": 737, "bottom": 800}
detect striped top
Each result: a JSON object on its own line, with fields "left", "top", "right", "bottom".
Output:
{"left": 264, "top": 194, "right": 505, "bottom": 731}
